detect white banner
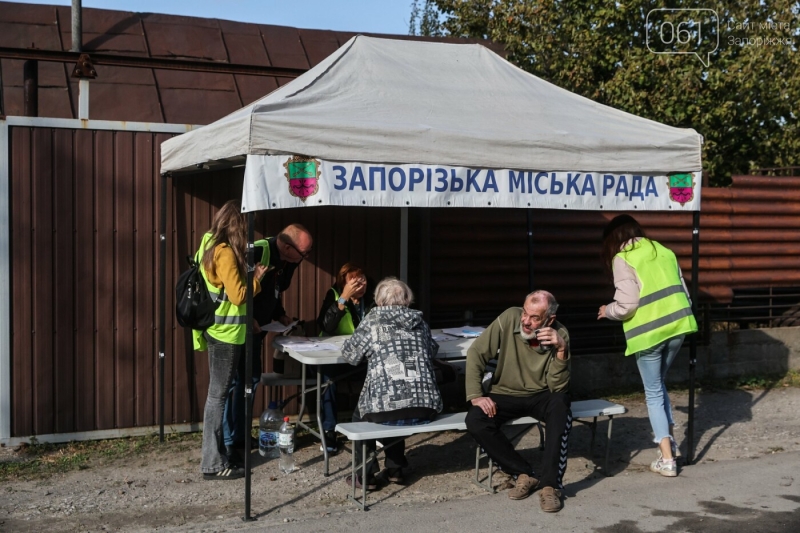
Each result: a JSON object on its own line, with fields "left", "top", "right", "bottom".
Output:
{"left": 241, "top": 155, "right": 701, "bottom": 213}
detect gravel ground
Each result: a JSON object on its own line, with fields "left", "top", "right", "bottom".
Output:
{"left": 2, "top": 386, "right": 799, "bottom": 532}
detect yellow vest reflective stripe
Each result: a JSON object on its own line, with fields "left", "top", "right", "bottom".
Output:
{"left": 618, "top": 239, "right": 698, "bottom": 355}
{"left": 192, "top": 233, "right": 247, "bottom": 349}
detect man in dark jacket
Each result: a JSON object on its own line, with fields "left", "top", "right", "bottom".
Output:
{"left": 465, "top": 290, "right": 571, "bottom": 513}
{"left": 222, "top": 223, "right": 312, "bottom": 464}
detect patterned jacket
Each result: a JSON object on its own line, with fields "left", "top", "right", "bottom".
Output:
{"left": 342, "top": 306, "right": 442, "bottom": 417}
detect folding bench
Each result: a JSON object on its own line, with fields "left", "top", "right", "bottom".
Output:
{"left": 336, "top": 399, "right": 626, "bottom": 510}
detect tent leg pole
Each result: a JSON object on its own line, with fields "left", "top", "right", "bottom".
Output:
{"left": 244, "top": 211, "right": 255, "bottom": 521}
{"left": 158, "top": 173, "right": 168, "bottom": 443}
{"left": 687, "top": 210, "right": 700, "bottom": 465}
{"left": 526, "top": 209, "right": 534, "bottom": 292}
{"left": 400, "top": 207, "right": 409, "bottom": 282}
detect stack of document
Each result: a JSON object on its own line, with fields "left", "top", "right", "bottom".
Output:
{"left": 279, "top": 338, "right": 340, "bottom": 352}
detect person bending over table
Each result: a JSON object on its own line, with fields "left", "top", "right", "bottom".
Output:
{"left": 222, "top": 223, "right": 313, "bottom": 467}
{"left": 315, "top": 263, "right": 373, "bottom": 454}
{"left": 340, "top": 277, "right": 441, "bottom": 489}
{"left": 465, "top": 290, "right": 571, "bottom": 512}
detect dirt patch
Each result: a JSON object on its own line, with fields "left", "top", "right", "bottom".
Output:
{"left": 2, "top": 387, "right": 800, "bottom": 532}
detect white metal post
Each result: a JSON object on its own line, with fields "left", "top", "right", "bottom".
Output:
{"left": 0, "top": 119, "right": 11, "bottom": 440}
{"left": 78, "top": 79, "right": 90, "bottom": 120}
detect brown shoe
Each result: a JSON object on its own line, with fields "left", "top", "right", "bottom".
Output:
{"left": 508, "top": 473, "right": 539, "bottom": 500}
{"left": 539, "top": 486, "right": 563, "bottom": 512}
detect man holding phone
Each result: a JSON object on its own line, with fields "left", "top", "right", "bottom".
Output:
{"left": 465, "top": 290, "right": 572, "bottom": 513}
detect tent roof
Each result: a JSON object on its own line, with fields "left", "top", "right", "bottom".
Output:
{"left": 161, "top": 36, "right": 702, "bottom": 175}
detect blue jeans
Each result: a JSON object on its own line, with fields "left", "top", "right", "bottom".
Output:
{"left": 222, "top": 333, "right": 263, "bottom": 447}
{"left": 201, "top": 333, "right": 242, "bottom": 473}
{"left": 634, "top": 335, "right": 685, "bottom": 444}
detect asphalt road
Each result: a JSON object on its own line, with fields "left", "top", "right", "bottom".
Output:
{"left": 231, "top": 450, "right": 800, "bottom": 533}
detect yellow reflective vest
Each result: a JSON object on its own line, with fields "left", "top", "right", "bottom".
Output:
{"left": 617, "top": 239, "right": 698, "bottom": 355}
{"left": 192, "top": 233, "right": 248, "bottom": 350}
{"left": 319, "top": 287, "right": 356, "bottom": 337}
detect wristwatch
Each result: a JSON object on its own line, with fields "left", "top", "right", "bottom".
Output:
{"left": 337, "top": 296, "right": 347, "bottom": 306}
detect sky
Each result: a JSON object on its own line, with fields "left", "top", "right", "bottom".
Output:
{"left": 6, "top": 0, "right": 416, "bottom": 34}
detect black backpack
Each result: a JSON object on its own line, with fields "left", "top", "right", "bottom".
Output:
{"left": 175, "top": 256, "right": 219, "bottom": 330}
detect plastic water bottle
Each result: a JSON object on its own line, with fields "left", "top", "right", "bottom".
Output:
{"left": 259, "top": 401, "right": 283, "bottom": 458}
{"left": 278, "top": 416, "right": 295, "bottom": 474}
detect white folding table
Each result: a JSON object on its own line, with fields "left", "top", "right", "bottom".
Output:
{"left": 271, "top": 330, "right": 477, "bottom": 475}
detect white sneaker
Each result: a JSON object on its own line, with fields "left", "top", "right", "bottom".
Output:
{"left": 650, "top": 452, "right": 677, "bottom": 477}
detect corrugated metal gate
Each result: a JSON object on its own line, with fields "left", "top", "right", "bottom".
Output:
{"left": 2, "top": 118, "right": 401, "bottom": 440}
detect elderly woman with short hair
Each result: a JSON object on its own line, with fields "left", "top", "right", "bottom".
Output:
{"left": 341, "top": 277, "right": 442, "bottom": 489}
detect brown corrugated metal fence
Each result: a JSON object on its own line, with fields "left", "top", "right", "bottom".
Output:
{"left": 8, "top": 125, "right": 401, "bottom": 437}
{"left": 10, "top": 126, "right": 169, "bottom": 437}
{"left": 9, "top": 127, "right": 800, "bottom": 437}
{"left": 426, "top": 175, "right": 800, "bottom": 340}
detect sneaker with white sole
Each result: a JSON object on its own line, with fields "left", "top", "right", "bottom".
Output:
{"left": 203, "top": 466, "right": 245, "bottom": 480}
{"left": 650, "top": 452, "right": 678, "bottom": 477}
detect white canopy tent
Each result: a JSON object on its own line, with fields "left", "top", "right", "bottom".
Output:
{"left": 159, "top": 36, "right": 703, "bottom": 519}
{"left": 161, "top": 36, "right": 702, "bottom": 212}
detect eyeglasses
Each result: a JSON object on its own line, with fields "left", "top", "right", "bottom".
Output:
{"left": 284, "top": 239, "right": 311, "bottom": 260}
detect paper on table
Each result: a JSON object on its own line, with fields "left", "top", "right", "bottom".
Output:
{"left": 441, "top": 327, "right": 486, "bottom": 338}
{"left": 282, "top": 341, "right": 340, "bottom": 352}
{"left": 261, "top": 320, "right": 299, "bottom": 333}
{"left": 432, "top": 333, "right": 458, "bottom": 341}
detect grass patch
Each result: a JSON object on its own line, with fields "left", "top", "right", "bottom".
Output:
{"left": 0, "top": 431, "right": 201, "bottom": 482}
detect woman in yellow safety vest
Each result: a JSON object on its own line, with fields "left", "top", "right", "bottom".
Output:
{"left": 196, "top": 200, "right": 267, "bottom": 480}
{"left": 597, "top": 215, "right": 697, "bottom": 478}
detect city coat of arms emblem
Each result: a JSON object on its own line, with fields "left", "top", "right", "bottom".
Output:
{"left": 667, "top": 173, "right": 694, "bottom": 206}
{"left": 283, "top": 156, "right": 321, "bottom": 201}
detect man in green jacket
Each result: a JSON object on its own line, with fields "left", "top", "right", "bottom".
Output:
{"left": 465, "top": 290, "right": 571, "bottom": 513}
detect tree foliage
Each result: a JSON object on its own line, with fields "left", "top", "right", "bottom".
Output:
{"left": 409, "top": 0, "right": 445, "bottom": 36}
{"left": 416, "top": 0, "right": 800, "bottom": 186}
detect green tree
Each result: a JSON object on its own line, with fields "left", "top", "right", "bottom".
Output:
{"left": 409, "top": 0, "right": 444, "bottom": 36}
{"left": 421, "top": 0, "right": 800, "bottom": 186}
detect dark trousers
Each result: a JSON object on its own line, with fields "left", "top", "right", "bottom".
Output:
{"left": 351, "top": 409, "right": 410, "bottom": 479}
{"left": 466, "top": 391, "right": 572, "bottom": 490}
{"left": 201, "top": 333, "right": 242, "bottom": 473}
